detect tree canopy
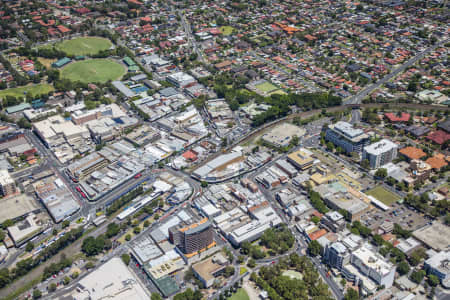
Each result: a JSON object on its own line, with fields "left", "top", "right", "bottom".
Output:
{"left": 81, "top": 236, "right": 108, "bottom": 256}
{"left": 309, "top": 190, "right": 329, "bottom": 214}
{"left": 260, "top": 224, "right": 295, "bottom": 255}
{"left": 173, "top": 288, "right": 203, "bottom": 300}
{"left": 252, "top": 253, "right": 333, "bottom": 300}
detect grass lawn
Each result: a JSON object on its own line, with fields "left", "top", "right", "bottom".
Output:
{"left": 37, "top": 57, "right": 56, "bottom": 69}
{"left": 61, "top": 59, "right": 126, "bottom": 84}
{"left": 269, "top": 89, "right": 287, "bottom": 95}
{"left": 282, "top": 270, "right": 303, "bottom": 280}
{"left": 56, "top": 36, "right": 113, "bottom": 56}
{"left": 228, "top": 288, "right": 250, "bottom": 300}
{"left": 366, "top": 186, "right": 401, "bottom": 206}
{"left": 240, "top": 267, "right": 248, "bottom": 275}
{"left": 117, "top": 217, "right": 153, "bottom": 244}
{"left": 0, "top": 83, "right": 54, "bottom": 99}
{"left": 254, "top": 81, "right": 279, "bottom": 93}
{"left": 220, "top": 26, "right": 234, "bottom": 35}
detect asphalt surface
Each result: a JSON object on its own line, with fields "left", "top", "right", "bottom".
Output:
{"left": 350, "top": 109, "right": 361, "bottom": 124}
{"left": 178, "top": 10, "right": 206, "bottom": 63}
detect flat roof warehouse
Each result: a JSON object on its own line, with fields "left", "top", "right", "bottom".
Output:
{"left": 193, "top": 151, "right": 242, "bottom": 179}
{"left": 72, "top": 257, "right": 149, "bottom": 300}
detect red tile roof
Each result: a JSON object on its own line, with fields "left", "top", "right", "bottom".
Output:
{"left": 399, "top": 147, "right": 426, "bottom": 160}
{"left": 57, "top": 25, "right": 70, "bottom": 33}
{"left": 382, "top": 233, "right": 395, "bottom": 242}
{"left": 309, "top": 229, "right": 327, "bottom": 241}
{"left": 37, "top": 19, "right": 56, "bottom": 27}
{"left": 384, "top": 112, "right": 411, "bottom": 122}
{"left": 425, "top": 156, "right": 448, "bottom": 170}
{"left": 426, "top": 130, "right": 450, "bottom": 145}
{"left": 304, "top": 34, "right": 317, "bottom": 41}
{"left": 182, "top": 150, "right": 197, "bottom": 161}
{"left": 209, "top": 28, "right": 221, "bottom": 35}
{"left": 248, "top": 201, "right": 269, "bottom": 213}
{"left": 75, "top": 7, "right": 90, "bottom": 14}
{"left": 312, "top": 211, "right": 323, "bottom": 218}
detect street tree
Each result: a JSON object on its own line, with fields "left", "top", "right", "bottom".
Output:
{"left": 308, "top": 240, "right": 322, "bottom": 256}
{"left": 344, "top": 288, "right": 359, "bottom": 300}
{"left": 121, "top": 253, "right": 131, "bottom": 265}
{"left": 410, "top": 270, "right": 426, "bottom": 284}
{"left": 397, "top": 261, "right": 410, "bottom": 276}
{"left": 48, "top": 283, "right": 57, "bottom": 292}
{"left": 62, "top": 220, "right": 70, "bottom": 229}
{"left": 33, "top": 289, "right": 42, "bottom": 299}
{"left": 375, "top": 168, "right": 387, "bottom": 178}
{"left": 25, "top": 242, "right": 34, "bottom": 252}
{"left": 151, "top": 293, "right": 163, "bottom": 300}
{"left": 247, "top": 258, "right": 256, "bottom": 268}
{"left": 361, "top": 159, "right": 370, "bottom": 169}
{"left": 427, "top": 274, "right": 439, "bottom": 287}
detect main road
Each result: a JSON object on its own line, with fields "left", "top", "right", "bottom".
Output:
{"left": 344, "top": 38, "right": 449, "bottom": 105}
{"left": 177, "top": 8, "right": 206, "bottom": 64}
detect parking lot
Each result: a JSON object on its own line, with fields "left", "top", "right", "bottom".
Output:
{"left": 360, "top": 202, "right": 428, "bottom": 232}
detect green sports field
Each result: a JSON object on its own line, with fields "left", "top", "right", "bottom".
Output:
{"left": 220, "top": 26, "right": 234, "bottom": 35}
{"left": 229, "top": 288, "right": 250, "bottom": 300}
{"left": 56, "top": 37, "right": 113, "bottom": 56}
{"left": 366, "top": 186, "right": 401, "bottom": 206}
{"left": 60, "top": 59, "right": 126, "bottom": 84}
{"left": 0, "top": 84, "right": 54, "bottom": 100}
{"left": 254, "top": 81, "right": 279, "bottom": 93}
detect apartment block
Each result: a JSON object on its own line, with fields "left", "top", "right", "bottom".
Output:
{"left": 362, "top": 139, "right": 398, "bottom": 169}
{"left": 350, "top": 246, "right": 396, "bottom": 288}
{"left": 0, "top": 170, "right": 16, "bottom": 197}
{"left": 424, "top": 251, "right": 450, "bottom": 284}
{"left": 169, "top": 218, "right": 214, "bottom": 255}
{"left": 325, "top": 121, "right": 369, "bottom": 153}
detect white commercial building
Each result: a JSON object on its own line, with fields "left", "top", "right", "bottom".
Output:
{"left": 33, "top": 115, "right": 89, "bottom": 148}
{"left": 325, "top": 121, "right": 370, "bottom": 153}
{"left": 362, "top": 139, "right": 398, "bottom": 169}
{"left": 325, "top": 240, "right": 396, "bottom": 292}
{"left": 7, "top": 214, "right": 42, "bottom": 246}
{"left": 192, "top": 151, "right": 243, "bottom": 180}
{"left": 33, "top": 175, "right": 80, "bottom": 223}
{"left": 72, "top": 257, "right": 149, "bottom": 300}
{"left": 350, "top": 245, "right": 396, "bottom": 288}
{"left": 228, "top": 206, "right": 282, "bottom": 246}
{"left": 0, "top": 169, "right": 16, "bottom": 196}
{"left": 395, "top": 237, "right": 421, "bottom": 255}
{"left": 228, "top": 219, "right": 271, "bottom": 246}
{"left": 141, "top": 54, "right": 170, "bottom": 68}
{"left": 166, "top": 72, "right": 196, "bottom": 88}
{"left": 424, "top": 251, "right": 450, "bottom": 285}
